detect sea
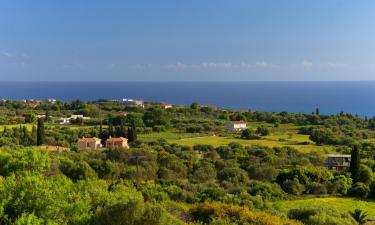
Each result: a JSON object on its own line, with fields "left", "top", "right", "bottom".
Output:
{"left": 1, "top": 81, "right": 375, "bottom": 117}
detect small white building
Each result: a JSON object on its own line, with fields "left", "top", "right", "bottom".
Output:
{"left": 324, "top": 154, "right": 351, "bottom": 171}
{"left": 58, "top": 117, "right": 71, "bottom": 124}
{"left": 121, "top": 99, "right": 145, "bottom": 107}
{"left": 58, "top": 115, "right": 91, "bottom": 124}
{"left": 162, "top": 103, "right": 173, "bottom": 109}
{"left": 227, "top": 121, "right": 247, "bottom": 132}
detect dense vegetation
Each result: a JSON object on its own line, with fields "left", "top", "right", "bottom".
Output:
{"left": 0, "top": 99, "right": 375, "bottom": 224}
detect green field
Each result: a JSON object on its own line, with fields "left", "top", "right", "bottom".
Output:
{"left": 139, "top": 131, "right": 209, "bottom": 142}
{"left": 168, "top": 135, "right": 335, "bottom": 153}
{"left": 138, "top": 123, "right": 336, "bottom": 153}
{"left": 274, "top": 197, "right": 375, "bottom": 218}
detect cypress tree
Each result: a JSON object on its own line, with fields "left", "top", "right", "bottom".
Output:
{"left": 108, "top": 124, "right": 114, "bottom": 137}
{"left": 350, "top": 145, "right": 361, "bottom": 183}
{"left": 315, "top": 107, "right": 320, "bottom": 115}
{"left": 128, "top": 126, "right": 137, "bottom": 142}
{"left": 37, "top": 118, "right": 44, "bottom": 146}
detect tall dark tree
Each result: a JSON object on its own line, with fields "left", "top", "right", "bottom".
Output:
{"left": 128, "top": 126, "right": 137, "bottom": 142}
{"left": 350, "top": 145, "right": 361, "bottom": 183}
{"left": 37, "top": 118, "right": 44, "bottom": 146}
{"left": 315, "top": 107, "right": 320, "bottom": 115}
{"left": 45, "top": 109, "right": 50, "bottom": 122}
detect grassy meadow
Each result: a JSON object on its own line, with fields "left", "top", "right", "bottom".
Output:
{"left": 274, "top": 197, "right": 375, "bottom": 218}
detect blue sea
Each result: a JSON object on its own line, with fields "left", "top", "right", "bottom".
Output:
{"left": 1, "top": 81, "right": 375, "bottom": 117}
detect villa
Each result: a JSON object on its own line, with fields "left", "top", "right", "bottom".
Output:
{"left": 226, "top": 121, "right": 247, "bottom": 132}
{"left": 58, "top": 115, "right": 91, "bottom": 124}
{"left": 324, "top": 154, "right": 351, "bottom": 171}
{"left": 106, "top": 137, "right": 129, "bottom": 149}
{"left": 78, "top": 137, "right": 102, "bottom": 150}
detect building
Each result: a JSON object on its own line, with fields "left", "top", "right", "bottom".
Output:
{"left": 106, "top": 137, "right": 129, "bottom": 149}
{"left": 58, "top": 117, "right": 70, "bottom": 124}
{"left": 162, "top": 103, "right": 173, "bottom": 109}
{"left": 121, "top": 99, "right": 144, "bottom": 108}
{"left": 58, "top": 115, "right": 91, "bottom": 124}
{"left": 226, "top": 121, "right": 247, "bottom": 132}
{"left": 78, "top": 137, "right": 102, "bottom": 150}
{"left": 324, "top": 154, "right": 351, "bottom": 171}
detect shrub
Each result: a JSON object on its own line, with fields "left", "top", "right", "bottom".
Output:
{"left": 288, "top": 207, "right": 356, "bottom": 225}
{"left": 281, "top": 179, "right": 305, "bottom": 195}
{"left": 349, "top": 182, "right": 370, "bottom": 198}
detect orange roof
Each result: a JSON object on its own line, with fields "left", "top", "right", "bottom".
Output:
{"left": 231, "top": 121, "right": 246, "bottom": 124}
{"left": 78, "top": 137, "right": 101, "bottom": 142}
{"left": 106, "top": 137, "right": 128, "bottom": 142}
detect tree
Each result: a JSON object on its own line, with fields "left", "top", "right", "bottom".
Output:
{"left": 315, "top": 107, "right": 320, "bottom": 115}
{"left": 241, "top": 129, "right": 260, "bottom": 140}
{"left": 127, "top": 126, "right": 137, "bottom": 142}
{"left": 350, "top": 209, "right": 368, "bottom": 225}
{"left": 143, "top": 108, "right": 171, "bottom": 128}
{"left": 190, "top": 102, "right": 199, "bottom": 110}
{"left": 256, "top": 126, "right": 270, "bottom": 136}
{"left": 37, "top": 118, "right": 44, "bottom": 146}
{"left": 24, "top": 113, "right": 37, "bottom": 123}
{"left": 350, "top": 145, "right": 361, "bottom": 183}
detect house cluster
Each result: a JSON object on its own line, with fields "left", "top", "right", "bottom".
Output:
{"left": 78, "top": 136, "right": 129, "bottom": 150}
{"left": 58, "top": 115, "right": 91, "bottom": 124}
{"left": 226, "top": 121, "right": 247, "bottom": 132}
{"left": 324, "top": 154, "right": 351, "bottom": 171}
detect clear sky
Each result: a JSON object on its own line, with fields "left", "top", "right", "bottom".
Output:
{"left": 1, "top": 0, "right": 375, "bottom": 81}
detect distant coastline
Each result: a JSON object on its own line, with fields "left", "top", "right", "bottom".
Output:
{"left": 0, "top": 81, "right": 375, "bottom": 116}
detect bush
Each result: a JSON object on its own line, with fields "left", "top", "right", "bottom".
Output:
{"left": 241, "top": 129, "right": 261, "bottom": 140}
{"left": 288, "top": 207, "right": 356, "bottom": 225}
{"left": 349, "top": 182, "right": 370, "bottom": 198}
{"left": 281, "top": 179, "right": 305, "bottom": 195}
{"left": 307, "top": 182, "right": 328, "bottom": 195}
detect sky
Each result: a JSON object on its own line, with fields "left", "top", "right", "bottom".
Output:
{"left": 1, "top": 0, "right": 375, "bottom": 81}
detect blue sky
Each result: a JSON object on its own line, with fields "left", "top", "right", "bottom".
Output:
{"left": 1, "top": 0, "right": 375, "bottom": 81}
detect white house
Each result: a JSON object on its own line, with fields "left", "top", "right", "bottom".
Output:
{"left": 324, "top": 154, "right": 351, "bottom": 171}
{"left": 58, "top": 115, "right": 91, "bottom": 124}
{"left": 227, "top": 121, "right": 247, "bottom": 132}
{"left": 58, "top": 117, "right": 71, "bottom": 124}
{"left": 162, "top": 103, "right": 173, "bottom": 109}
{"left": 121, "top": 99, "right": 145, "bottom": 107}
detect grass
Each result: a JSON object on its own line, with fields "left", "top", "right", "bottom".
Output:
{"left": 139, "top": 131, "right": 209, "bottom": 142}
{"left": 273, "top": 197, "right": 375, "bottom": 218}
{"left": 169, "top": 135, "right": 335, "bottom": 153}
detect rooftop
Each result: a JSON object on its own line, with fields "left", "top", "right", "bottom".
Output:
{"left": 79, "top": 137, "right": 101, "bottom": 142}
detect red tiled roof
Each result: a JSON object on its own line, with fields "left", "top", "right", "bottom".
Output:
{"left": 78, "top": 137, "right": 101, "bottom": 142}
{"left": 106, "top": 137, "right": 128, "bottom": 142}
{"left": 231, "top": 121, "right": 246, "bottom": 124}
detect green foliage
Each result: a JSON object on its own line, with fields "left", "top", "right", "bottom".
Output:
{"left": 0, "top": 149, "right": 50, "bottom": 176}
{"left": 349, "top": 209, "right": 368, "bottom": 225}
{"left": 241, "top": 129, "right": 260, "bottom": 140}
{"left": 350, "top": 145, "right": 361, "bottom": 183}
{"left": 37, "top": 118, "right": 44, "bottom": 146}
{"left": 349, "top": 182, "right": 370, "bottom": 198}
{"left": 256, "top": 126, "right": 270, "bottom": 136}
{"left": 288, "top": 207, "right": 356, "bottom": 225}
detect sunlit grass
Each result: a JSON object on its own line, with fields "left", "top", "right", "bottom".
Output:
{"left": 273, "top": 197, "right": 375, "bottom": 217}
